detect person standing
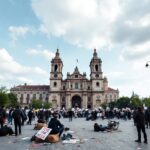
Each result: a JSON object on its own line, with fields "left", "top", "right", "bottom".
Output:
{"left": 28, "top": 109, "right": 33, "bottom": 125}
{"left": 135, "top": 107, "right": 148, "bottom": 144}
{"left": 68, "top": 108, "right": 73, "bottom": 121}
{"left": 145, "top": 108, "right": 150, "bottom": 128}
{"left": 12, "top": 106, "right": 23, "bottom": 136}
{"left": 0, "top": 106, "right": 6, "bottom": 128}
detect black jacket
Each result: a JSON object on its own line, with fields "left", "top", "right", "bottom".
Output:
{"left": 135, "top": 111, "right": 145, "bottom": 126}
{"left": 12, "top": 109, "right": 23, "bottom": 122}
{"left": 48, "top": 117, "right": 64, "bottom": 133}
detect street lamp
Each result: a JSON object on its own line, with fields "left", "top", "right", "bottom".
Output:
{"left": 145, "top": 61, "right": 150, "bottom": 67}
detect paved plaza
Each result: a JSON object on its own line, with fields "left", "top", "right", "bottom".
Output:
{"left": 0, "top": 118, "right": 150, "bottom": 150}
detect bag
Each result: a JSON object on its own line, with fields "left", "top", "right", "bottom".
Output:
{"left": 45, "top": 134, "right": 59, "bottom": 143}
{"left": 34, "top": 133, "right": 59, "bottom": 143}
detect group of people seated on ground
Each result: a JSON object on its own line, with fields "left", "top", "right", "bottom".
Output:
{"left": 31, "top": 111, "right": 64, "bottom": 142}
{"left": 94, "top": 120, "right": 119, "bottom": 132}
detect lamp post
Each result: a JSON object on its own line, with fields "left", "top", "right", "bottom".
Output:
{"left": 145, "top": 61, "right": 150, "bottom": 67}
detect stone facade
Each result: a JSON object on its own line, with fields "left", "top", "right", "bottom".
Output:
{"left": 11, "top": 49, "right": 119, "bottom": 109}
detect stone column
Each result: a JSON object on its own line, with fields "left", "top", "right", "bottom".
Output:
{"left": 66, "top": 93, "right": 71, "bottom": 109}
{"left": 82, "top": 94, "right": 87, "bottom": 108}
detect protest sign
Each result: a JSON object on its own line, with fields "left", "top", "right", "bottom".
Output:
{"left": 35, "top": 127, "right": 52, "bottom": 140}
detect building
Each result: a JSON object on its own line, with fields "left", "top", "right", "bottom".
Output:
{"left": 11, "top": 49, "right": 119, "bottom": 109}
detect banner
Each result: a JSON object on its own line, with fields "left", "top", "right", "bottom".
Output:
{"left": 35, "top": 127, "right": 52, "bottom": 140}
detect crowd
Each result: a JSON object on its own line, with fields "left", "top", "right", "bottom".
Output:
{"left": 0, "top": 105, "right": 150, "bottom": 143}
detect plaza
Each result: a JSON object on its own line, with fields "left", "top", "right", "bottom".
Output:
{"left": 0, "top": 118, "right": 150, "bottom": 150}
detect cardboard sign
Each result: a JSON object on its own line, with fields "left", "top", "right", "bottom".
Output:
{"left": 35, "top": 127, "right": 52, "bottom": 140}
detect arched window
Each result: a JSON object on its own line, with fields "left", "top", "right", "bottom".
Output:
{"left": 62, "top": 97, "right": 65, "bottom": 102}
{"left": 63, "top": 86, "right": 65, "bottom": 90}
{"left": 75, "top": 75, "right": 78, "bottom": 78}
{"left": 88, "top": 97, "right": 91, "bottom": 102}
{"left": 96, "top": 82, "right": 100, "bottom": 87}
{"left": 75, "top": 83, "right": 78, "bottom": 89}
{"left": 54, "top": 82, "right": 57, "bottom": 87}
{"left": 54, "top": 64, "right": 58, "bottom": 72}
{"left": 95, "top": 65, "right": 98, "bottom": 71}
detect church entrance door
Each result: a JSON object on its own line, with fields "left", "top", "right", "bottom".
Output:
{"left": 72, "top": 95, "right": 82, "bottom": 108}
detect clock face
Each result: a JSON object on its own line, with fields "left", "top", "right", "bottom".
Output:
{"left": 54, "top": 74, "right": 57, "bottom": 78}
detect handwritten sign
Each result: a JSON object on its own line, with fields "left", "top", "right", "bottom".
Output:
{"left": 35, "top": 127, "right": 52, "bottom": 140}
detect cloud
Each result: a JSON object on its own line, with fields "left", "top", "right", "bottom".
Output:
{"left": 16, "top": 77, "right": 33, "bottom": 83}
{"left": 8, "top": 26, "right": 29, "bottom": 42}
{"left": 26, "top": 47, "right": 55, "bottom": 60}
{"left": 32, "top": 0, "right": 120, "bottom": 49}
{"left": 31, "top": 0, "right": 150, "bottom": 60}
{"left": 119, "top": 41, "right": 150, "bottom": 64}
{"left": 0, "top": 48, "right": 48, "bottom": 86}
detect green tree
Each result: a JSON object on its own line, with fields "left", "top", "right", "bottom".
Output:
{"left": 0, "top": 86, "right": 8, "bottom": 93}
{"left": 31, "top": 99, "right": 42, "bottom": 109}
{"left": 109, "top": 101, "right": 117, "bottom": 109}
{"left": 116, "top": 97, "right": 130, "bottom": 109}
{"left": 130, "top": 94, "right": 142, "bottom": 108}
{"left": 143, "top": 98, "right": 150, "bottom": 108}
{"left": 101, "top": 102, "right": 107, "bottom": 109}
{"left": 43, "top": 102, "right": 52, "bottom": 109}
{"left": 0, "top": 92, "right": 9, "bottom": 107}
{"left": 7, "top": 93, "right": 18, "bottom": 107}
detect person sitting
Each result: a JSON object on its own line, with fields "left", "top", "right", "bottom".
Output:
{"left": 0, "top": 125, "right": 14, "bottom": 136}
{"left": 48, "top": 112, "right": 64, "bottom": 137}
{"left": 94, "top": 123, "right": 110, "bottom": 132}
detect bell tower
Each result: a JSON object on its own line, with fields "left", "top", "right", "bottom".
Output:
{"left": 50, "top": 49, "right": 63, "bottom": 91}
{"left": 90, "top": 49, "right": 102, "bottom": 79}
{"left": 90, "top": 49, "right": 103, "bottom": 92}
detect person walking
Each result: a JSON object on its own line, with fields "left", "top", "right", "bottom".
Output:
{"left": 135, "top": 107, "right": 148, "bottom": 144}
{"left": 12, "top": 106, "right": 23, "bottom": 136}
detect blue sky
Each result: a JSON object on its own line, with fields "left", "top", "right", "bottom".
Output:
{"left": 0, "top": 0, "right": 150, "bottom": 97}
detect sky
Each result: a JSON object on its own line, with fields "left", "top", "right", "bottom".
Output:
{"left": 0, "top": 0, "right": 150, "bottom": 98}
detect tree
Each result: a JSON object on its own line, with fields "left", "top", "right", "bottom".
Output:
{"left": 109, "top": 101, "right": 117, "bottom": 109}
{"left": 31, "top": 99, "right": 42, "bottom": 109}
{"left": 101, "top": 102, "right": 107, "bottom": 109}
{"left": 43, "top": 102, "right": 52, "bottom": 109}
{"left": 116, "top": 97, "right": 131, "bottom": 109}
{"left": 7, "top": 93, "right": 18, "bottom": 107}
{"left": 0, "top": 86, "right": 8, "bottom": 93}
{"left": 143, "top": 98, "right": 150, "bottom": 108}
{"left": 130, "top": 94, "right": 142, "bottom": 108}
{"left": 0, "top": 92, "right": 9, "bottom": 107}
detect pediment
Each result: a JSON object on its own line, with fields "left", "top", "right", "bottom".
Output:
{"left": 69, "top": 72, "right": 84, "bottom": 79}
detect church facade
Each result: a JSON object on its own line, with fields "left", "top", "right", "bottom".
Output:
{"left": 11, "top": 49, "right": 119, "bottom": 109}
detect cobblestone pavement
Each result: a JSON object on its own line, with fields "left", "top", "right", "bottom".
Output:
{"left": 0, "top": 118, "right": 150, "bottom": 150}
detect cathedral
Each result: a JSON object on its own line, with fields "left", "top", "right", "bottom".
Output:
{"left": 11, "top": 49, "right": 119, "bottom": 109}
